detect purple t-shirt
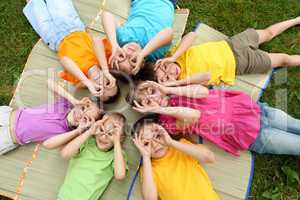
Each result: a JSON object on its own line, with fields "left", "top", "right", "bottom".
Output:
{"left": 14, "top": 99, "right": 73, "bottom": 145}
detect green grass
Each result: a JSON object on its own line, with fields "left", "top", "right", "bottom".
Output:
{"left": 0, "top": 0, "right": 299, "bottom": 199}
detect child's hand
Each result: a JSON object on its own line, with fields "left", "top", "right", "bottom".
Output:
{"left": 85, "top": 80, "right": 103, "bottom": 97}
{"left": 130, "top": 53, "right": 144, "bottom": 75}
{"left": 138, "top": 81, "right": 167, "bottom": 94}
{"left": 103, "top": 70, "right": 117, "bottom": 88}
{"left": 154, "top": 56, "right": 176, "bottom": 71}
{"left": 87, "top": 120, "right": 103, "bottom": 136}
{"left": 152, "top": 127, "right": 174, "bottom": 147}
{"left": 133, "top": 100, "right": 161, "bottom": 113}
{"left": 107, "top": 124, "right": 123, "bottom": 144}
{"left": 75, "top": 97, "right": 92, "bottom": 106}
{"left": 110, "top": 46, "right": 126, "bottom": 69}
{"left": 78, "top": 116, "right": 95, "bottom": 133}
{"left": 133, "top": 133, "right": 151, "bottom": 158}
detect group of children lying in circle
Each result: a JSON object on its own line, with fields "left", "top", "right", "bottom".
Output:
{"left": 0, "top": 0, "right": 299, "bottom": 199}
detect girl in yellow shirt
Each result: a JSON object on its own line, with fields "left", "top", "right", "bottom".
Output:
{"left": 132, "top": 116, "right": 220, "bottom": 200}
{"left": 153, "top": 17, "right": 300, "bottom": 86}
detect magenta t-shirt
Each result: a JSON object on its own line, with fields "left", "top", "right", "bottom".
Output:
{"left": 159, "top": 90, "right": 261, "bottom": 156}
{"left": 14, "top": 99, "right": 73, "bottom": 145}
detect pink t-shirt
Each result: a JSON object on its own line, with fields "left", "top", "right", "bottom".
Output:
{"left": 159, "top": 90, "right": 261, "bottom": 156}
{"left": 14, "top": 99, "right": 73, "bottom": 145}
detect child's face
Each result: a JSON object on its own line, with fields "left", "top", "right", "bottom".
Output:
{"left": 92, "top": 70, "right": 118, "bottom": 102}
{"left": 115, "top": 42, "right": 142, "bottom": 75}
{"left": 94, "top": 114, "right": 125, "bottom": 151}
{"left": 155, "top": 62, "right": 181, "bottom": 83}
{"left": 139, "top": 123, "right": 168, "bottom": 159}
{"left": 69, "top": 101, "right": 101, "bottom": 126}
{"left": 136, "top": 83, "right": 169, "bottom": 107}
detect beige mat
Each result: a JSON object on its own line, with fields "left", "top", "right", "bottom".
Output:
{"left": 0, "top": 0, "right": 188, "bottom": 200}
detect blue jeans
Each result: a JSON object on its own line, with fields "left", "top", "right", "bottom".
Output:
{"left": 249, "top": 103, "right": 300, "bottom": 155}
{"left": 23, "top": 0, "right": 85, "bottom": 51}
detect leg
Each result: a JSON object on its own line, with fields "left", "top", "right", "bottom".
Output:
{"left": 263, "top": 105, "right": 300, "bottom": 134}
{"left": 23, "top": 0, "right": 58, "bottom": 50}
{"left": 250, "top": 127, "right": 300, "bottom": 155}
{"left": 45, "top": 0, "right": 85, "bottom": 34}
{"left": 256, "top": 17, "right": 300, "bottom": 44}
{"left": 268, "top": 53, "right": 300, "bottom": 68}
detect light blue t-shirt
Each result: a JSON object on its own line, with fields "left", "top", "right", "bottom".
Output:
{"left": 116, "top": 0, "right": 174, "bottom": 61}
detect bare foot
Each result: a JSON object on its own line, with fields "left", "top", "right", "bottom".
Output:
{"left": 295, "top": 16, "right": 300, "bottom": 24}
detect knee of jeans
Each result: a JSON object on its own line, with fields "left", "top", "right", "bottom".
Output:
{"left": 250, "top": 129, "right": 273, "bottom": 154}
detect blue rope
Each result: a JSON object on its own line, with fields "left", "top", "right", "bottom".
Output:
{"left": 126, "top": 158, "right": 142, "bottom": 200}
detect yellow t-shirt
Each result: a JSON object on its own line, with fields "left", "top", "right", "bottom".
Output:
{"left": 175, "top": 41, "right": 236, "bottom": 85}
{"left": 150, "top": 139, "right": 219, "bottom": 200}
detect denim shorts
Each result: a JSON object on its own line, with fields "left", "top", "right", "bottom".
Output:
{"left": 249, "top": 102, "right": 300, "bottom": 155}
{"left": 23, "top": 0, "right": 85, "bottom": 51}
{"left": 0, "top": 106, "right": 18, "bottom": 155}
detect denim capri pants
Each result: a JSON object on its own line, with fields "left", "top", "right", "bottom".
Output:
{"left": 23, "top": 0, "right": 85, "bottom": 51}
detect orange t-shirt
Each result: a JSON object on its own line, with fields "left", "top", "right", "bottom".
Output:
{"left": 58, "top": 32, "right": 112, "bottom": 84}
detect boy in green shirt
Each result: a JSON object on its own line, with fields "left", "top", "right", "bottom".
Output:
{"left": 57, "top": 113, "right": 127, "bottom": 200}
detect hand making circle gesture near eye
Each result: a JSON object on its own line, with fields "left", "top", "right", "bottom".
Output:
{"left": 154, "top": 56, "right": 176, "bottom": 71}
{"left": 130, "top": 52, "right": 145, "bottom": 75}
{"left": 107, "top": 123, "right": 123, "bottom": 143}
{"left": 85, "top": 80, "right": 103, "bottom": 97}
{"left": 109, "top": 45, "right": 126, "bottom": 70}
{"left": 138, "top": 81, "right": 167, "bottom": 94}
{"left": 74, "top": 97, "right": 92, "bottom": 106}
{"left": 132, "top": 100, "right": 161, "bottom": 113}
{"left": 102, "top": 70, "right": 117, "bottom": 89}
{"left": 133, "top": 133, "right": 151, "bottom": 158}
{"left": 151, "top": 125, "right": 173, "bottom": 147}
{"left": 78, "top": 115, "right": 95, "bottom": 133}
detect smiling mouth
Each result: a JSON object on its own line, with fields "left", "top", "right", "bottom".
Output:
{"left": 155, "top": 147, "right": 163, "bottom": 154}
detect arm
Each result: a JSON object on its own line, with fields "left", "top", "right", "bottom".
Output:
{"left": 102, "top": 11, "right": 120, "bottom": 49}
{"left": 155, "top": 32, "right": 197, "bottom": 70}
{"left": 163, "top": 72, "right": 211, "bottom": 87}
{"left": 92, "top": 35, "right": 117, "bottom": 88}
{"left": 133, "top": 102, "right": 200, "bottom": 124}
{"left": 60, "top": 129, "right": 92, "bottom": 159}
{"left": 170, "top": 140, "right": 215, "bottom": 163}
{"left": 164, "top": 84, "right": 209, "bottom": 99}
{"left": 47, "top": 79, "right": 78, "bottom": 105}
{"left": 92, "top": 35, "right": 110, "bottom": 71}
{"left": 42, "top": 128, "right": 83, "bottom": 149}
{"left": 155, "top": 106, "right": 200, "bottom": 123}
{"left": 133, "top": 134, "right": 158, "bottom": 200}
{"left": 60, "top": 56, "right": 91, "bottom": 86}
{"left": 60, "top": 57, "right": 101, "bottom": 96}
{"left": 171, "top": 31, "right": 197, "bottom": 60}
{"left": 141, "top": 157, "right": 158, "bottom": 200}
{"left": 140, "top": 28, "right": 173, "bottom": 59}
{"left": 113, "top": 141, "right": 127, "bottom": 180}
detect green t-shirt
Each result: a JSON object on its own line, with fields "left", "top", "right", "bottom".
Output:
{"left": 58, "top": 137, "right": 126, "bottom": 200}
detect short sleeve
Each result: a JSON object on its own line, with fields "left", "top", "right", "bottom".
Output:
{"left": 72, "top": 138, "right": 90, "bottom": 158}
{"left": 116, "top": 26, "right": 131, "bottom": 47}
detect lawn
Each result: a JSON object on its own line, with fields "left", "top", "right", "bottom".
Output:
{"left": 0, "top": 0, "right": 299, "bottom": 199}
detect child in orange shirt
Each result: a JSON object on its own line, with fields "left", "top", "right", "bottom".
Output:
{"left": 23, "top": 0, "right": 119, "bottom": 102}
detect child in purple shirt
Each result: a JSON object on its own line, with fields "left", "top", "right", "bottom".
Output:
{"left": 0, "top": 80, "right": 102, "bottom": 155}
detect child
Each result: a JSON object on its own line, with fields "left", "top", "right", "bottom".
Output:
{"left": 57, "top": 113, "right": 127, "bottom": 200}
{"left": 23, "top": 0, "right": 118, "bottom": 102}
{"left": 132, "top": 116, "right": 219, "bottom": 200}
{"left": 0, "top": 79, "right": 102, "bottom": 155}
{"left": 153, "top": 17, "right": 300, "bottom": 85}
{"left": 102, "top": 0, "right": 175, "bottom": 75}
{"left": 131, "top": 81, "right": 300, "bottom": 156}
